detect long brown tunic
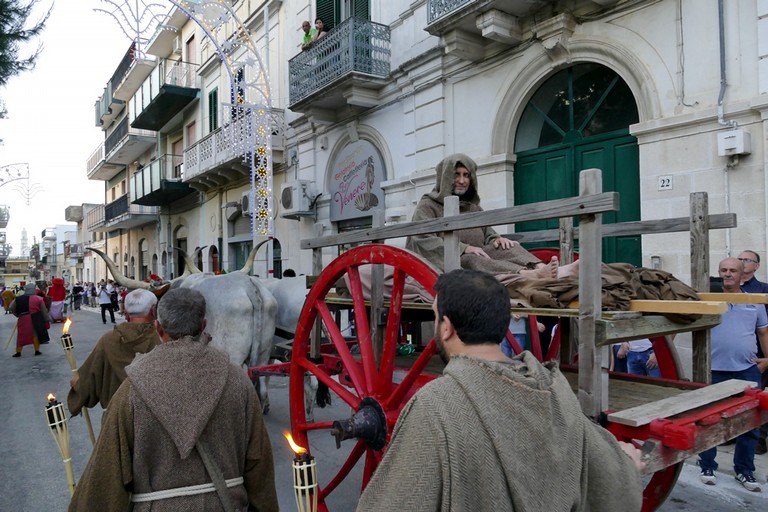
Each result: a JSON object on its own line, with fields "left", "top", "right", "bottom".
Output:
{"left": 69, "top": 337, "right": 278, "bottom": 512}
{"left": 405, "top": 153, "right": 541, "bottom": 273}
{"left": 357, "top": 354, "right": 643, "bottom": 511}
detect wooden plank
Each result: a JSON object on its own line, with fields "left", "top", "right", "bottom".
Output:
{"left": 597, "top": 314, "right": 721, "bottom": 345}
{"left": 690, "top": 192, "right": 711, "bottom": 384}
{"left": 301, "top": 192, "right": 620, "bottom": 249}
{"left": 559, "top": 217, "right": 574, "bottom": 265}
{"left": 577, "top": 169, "right": 604, "bottom": 418}
{"left": 607, "top": 379, "right": 757, "bottom": 427}
{"left": 516, "top": 213, "right": 737, "bottom": 244}
{"left": 698, "top": 292, "right": 768, "bottom": 304}
{"left": 443, "top": 196, "right": 460, "bottom": 272}
{"left": 627, "top": 300, "right": 727, "bottom": 315}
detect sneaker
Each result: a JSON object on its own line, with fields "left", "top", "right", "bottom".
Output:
{"left": 11, "top": 353, "right": 20, "bottom": 358}
{"left": 34, "top": 351, "right": 42, "bottom": 356}
{"left": 700, "top": 468, "right": 716, "bottom": 485}
{"left": 735, "top": 473, "right": 761, "bottom": 492}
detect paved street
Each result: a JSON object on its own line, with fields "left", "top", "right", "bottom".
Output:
{"left": 0, "top": 307, "right": 765, "bottom": 510}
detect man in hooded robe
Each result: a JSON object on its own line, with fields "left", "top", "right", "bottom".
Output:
{"left": 9, "top": 283, "right": 50, "bottom": 357}
{"left": 405, "top": 153, "right": 578, "bottom": 278}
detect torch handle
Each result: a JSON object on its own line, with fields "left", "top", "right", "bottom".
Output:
{"left": 82, "top": 408, "right": 96, "bottom": 446}
{"left": 4, "top": 322, "right": 18, "bottom": 351}
{"left": 63, "top": 457, "right": 76, "bottom": 496}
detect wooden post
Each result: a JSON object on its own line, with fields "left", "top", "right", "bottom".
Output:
{"left": 311, "top": 224, "right": 324, "bottom": 359}
{"left": 577, "top": 169, "right": 604, "bottom": 418}
{"left": 559, "top": 217, "right": 574, "bottom": 265}
{"left": 370, "top": 211, "right": 385, "bottom": 363}
{"left": 690, "top": 192, "right": 711, "bottom": 384}
{"left": 443, "top": 196, "right": 461, "bottom": 271}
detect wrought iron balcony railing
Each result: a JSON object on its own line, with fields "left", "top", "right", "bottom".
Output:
{"left": 289, "top": 17, "right": 391, "bottom": 105}
{"left": 427, "top": 0, "right": 473, "bottom": 23}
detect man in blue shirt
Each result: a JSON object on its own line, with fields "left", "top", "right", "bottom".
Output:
{"left": 698, "top": 257, "right": 768, "bottom": 492}
{"left": 738, "top": 250, "right": 768, "bottom": 454}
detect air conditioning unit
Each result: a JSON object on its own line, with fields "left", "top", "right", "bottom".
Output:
{"left": 280, "top": 180, "right": 313, "bottom": 217}
{"left": 172, "top": 36, "right": 183, "bottom": 55}
{"left": 241, "top": 192, "right": 252, "bottom": 217}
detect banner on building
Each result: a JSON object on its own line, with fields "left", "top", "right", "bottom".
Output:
{"left": 329, "top": 140, "right": 385, "bottom": 222}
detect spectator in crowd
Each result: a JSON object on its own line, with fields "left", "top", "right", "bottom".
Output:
{"left": 698, "top": 257, "right": 768, "bottom": 492}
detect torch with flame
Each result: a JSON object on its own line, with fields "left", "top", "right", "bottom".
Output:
{"left": 45, "top": 393, "right": 76, "bottom": 496}
{"left": 284, "top": 431, "right": 317, "bottom": 512}
{"left": 60, "top": 319, "right": 95, "bottom": 445}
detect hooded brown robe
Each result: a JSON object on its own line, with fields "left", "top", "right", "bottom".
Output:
{"left": 406, "top": 153, "right": 541, "bottom": 273}
{"left": 67, "top": 322, "right": 160, "bottom": 416}
{"left": 357, "top": 353, "right": 643, "bottom": 512}
{"left": 69, "top": 337, "right": 279, "bottom": 512}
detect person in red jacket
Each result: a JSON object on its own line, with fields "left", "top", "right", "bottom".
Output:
{"left": 47, "top": 277, "right": 67, "bottom": 322}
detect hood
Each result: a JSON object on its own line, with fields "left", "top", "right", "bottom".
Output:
{"left": 126, "top": 337, "right": 231, "bottom": 459}
{"left": 443, "top": 353, "right": 584, "bottom": 484}
{"left": 425, "top": 153, "right": 481, "bottom": 206}
{"left": 51, "top": 277, "right": 65, "bottom": 286}
{"left": 114, "top": 322, "right": 160, "bottom": 350}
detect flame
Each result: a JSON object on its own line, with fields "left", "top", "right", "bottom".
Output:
{"left": 283, "top": 431, "right": 307, "bottom": 455}
{"left": 46, "top": 393, "right": 56, "bottom": 401}
{"left": 62, "top": 318, "right": 72, "bottom": 334}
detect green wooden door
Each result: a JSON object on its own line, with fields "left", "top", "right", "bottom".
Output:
{"left": 513, "top": 64, "right": 640, "bottom": 265}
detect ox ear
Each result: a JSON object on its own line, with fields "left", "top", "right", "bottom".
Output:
{"left": 152, "top": 283, "right": 172, "bottom": 299}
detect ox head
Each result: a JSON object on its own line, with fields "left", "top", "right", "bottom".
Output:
{"left": 86, "top": 239, "right": 270, "bottom": 297}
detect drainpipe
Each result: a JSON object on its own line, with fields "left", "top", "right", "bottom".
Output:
{"left": 717, "top": 0, "right": 736, "bottom": 257}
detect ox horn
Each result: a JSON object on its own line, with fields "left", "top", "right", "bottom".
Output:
{"left": 238, "top": 239, "right": 271, "bottom": 274}
{"left": 86, "top": 247, "right": 151, "bottom": 290}
{"left": 173, "top": 246, "right": 203, "bottom": 276}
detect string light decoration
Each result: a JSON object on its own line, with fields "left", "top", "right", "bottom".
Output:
{"left": 97, "top": 0, "right": 274, "bottom": 237}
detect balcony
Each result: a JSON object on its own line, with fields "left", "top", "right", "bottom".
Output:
{"left": 425, "top": 0, "right": 556, "bottom": 60}
{"left": 86, "top": 204, "right": 105, "bottom": 232}
{"left": 68, "top": 243, "right": 85, "bottom": 260}
{"left": 95, "top": 81, "right": 125, "bottom": 128}
{"left": 131, "top": 60, "right": 200, "bottom": 131}
{"left": 111, "top": 41, "right": 156, "bottom": 102}
{"left": 105, "top": 117, "right": 156, "bottom": 165}
{"left": 0, "top": 205, "right": 8, "bottom": 228}
{"left": 101, "top": 194, "right": 158, "bottom": 231}
{"left": 288, "top": 17, "right": 390, "bottom": 122}
{"left": 183, "top": 109, "right": 285, "bottom": 192}
{"left": 130, "top": 153, "right": 195, "bottom": 206}
{"left": 86, "top": 142, "right": 123, "bottom": 181}
{"left": 65, "top": 205, "right": 83, "bottom": 223}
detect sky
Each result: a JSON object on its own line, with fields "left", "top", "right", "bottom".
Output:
{"left": 0, "top": 1, "right": 140, "bottom": 257}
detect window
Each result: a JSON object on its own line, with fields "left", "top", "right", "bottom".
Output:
{"left": 208, "top": 88, "right": 218, "bottom": 132}
{"left": 316, "top": 0, "right": 369, "bottom": 30}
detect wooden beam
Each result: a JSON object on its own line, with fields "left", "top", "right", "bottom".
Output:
{"left": 698, "top": 292, "right": 768, "bottom": 304}
{"left": 516, "top": 213, "right": 737, "bottom": 244}
{"left": 301, "top": 192, "right": 619, "bottom": 249}
{"left": 597, "top": 314, "right": 722, "bottom": 345}
{"left": 690, "top": 192, "right": 711, "bottom": 384}
{"left": 608, "top": 379, "right": 757, "bottom": 427}
{"left": 627, "top": 300, "right": 727, "bottom": 315}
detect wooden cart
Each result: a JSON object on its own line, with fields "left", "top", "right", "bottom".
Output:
{"left": 253, "top": 169, "right": 768, "bottom": 511}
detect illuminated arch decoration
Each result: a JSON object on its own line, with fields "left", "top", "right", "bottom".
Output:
{"left": 97, "top": 0, "right": 273, "bottom": 236}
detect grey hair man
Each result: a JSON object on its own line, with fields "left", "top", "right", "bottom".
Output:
{"left": 68, "top": 288, "right": 160, "bottom": 416}
{"left": 69, "top": 288, "right": 278, "bottom": 511}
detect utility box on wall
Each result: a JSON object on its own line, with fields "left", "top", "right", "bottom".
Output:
{"left": 717, "top": 129, "right": 751, "bottom": 156}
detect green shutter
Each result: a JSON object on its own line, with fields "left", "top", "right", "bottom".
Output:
{"left": 208, "top": 88, "right": 218, "bottom": 132}
{"left": 353, "top": 0, "right": 369, "bottom": 20}
{"left": 316, "top": 0, "right": 338, "bottom": 30}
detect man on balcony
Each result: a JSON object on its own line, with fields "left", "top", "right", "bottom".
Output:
{"left": 300, "top": 20, "right": 316, "bottom": 51}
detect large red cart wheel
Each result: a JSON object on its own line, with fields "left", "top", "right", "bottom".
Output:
{"left": 289, "top": 245, "right": 440, "bottom": 512}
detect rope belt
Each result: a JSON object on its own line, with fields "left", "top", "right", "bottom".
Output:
{"left": 130, "top": 476, "right": 244, "bottom": 503}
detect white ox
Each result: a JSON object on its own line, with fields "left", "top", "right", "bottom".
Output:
{"left": 88, "top": 244, "right": 279, "bottom": 412}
